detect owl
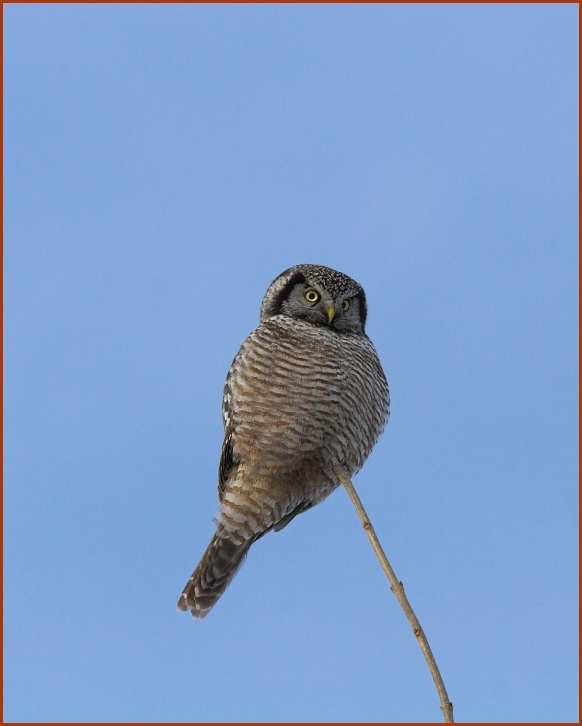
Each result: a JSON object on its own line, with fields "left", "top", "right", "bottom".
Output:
{"left": 177, "top": 264, "right": 390, "bottom": 618}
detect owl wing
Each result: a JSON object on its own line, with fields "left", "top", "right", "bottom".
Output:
{"left": 271, "top": 501, "right": 314, "bottom": 532}
{"left": 218, "top": 370, "right": 238, "bottom": 502}
{"left": 217, "top": 433, "right": 236, "bottom": 502}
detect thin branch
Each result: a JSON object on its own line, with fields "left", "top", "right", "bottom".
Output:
{"left": 333, "top": 464, "right": 454, "bottom": 724}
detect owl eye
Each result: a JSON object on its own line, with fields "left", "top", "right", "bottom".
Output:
{"left": 342, "top": 299, "right": 350, "bottom": 312}
{"left": 304, "top": 290, "right": 320, "bottom": 303}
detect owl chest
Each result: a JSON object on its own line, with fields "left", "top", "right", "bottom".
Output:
{"left": 226, "top": 324, "right": 376, "bottom": 467}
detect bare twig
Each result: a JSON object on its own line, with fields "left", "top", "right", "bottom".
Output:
{"left": 333, "top": 464, "right": 454, "bottom": 723}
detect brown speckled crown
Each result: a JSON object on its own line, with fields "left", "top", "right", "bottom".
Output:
{"left": 260, "top": 264, "right": 367, "bottom": 325}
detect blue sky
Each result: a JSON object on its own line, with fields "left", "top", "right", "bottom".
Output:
{"left": 3, "top": 4, "right": 578, "bottom": 723}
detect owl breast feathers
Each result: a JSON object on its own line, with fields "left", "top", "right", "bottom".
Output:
{"left": 178, "top": 264, "right": 389, "bottom": 618}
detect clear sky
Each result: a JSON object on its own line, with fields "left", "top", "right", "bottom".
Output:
{"left": 4, "top": 4, "right": 578, "bottom": 723}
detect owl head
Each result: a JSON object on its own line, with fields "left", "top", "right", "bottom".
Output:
{"left": 260, "top": 264, "right": 368, "bottom": 333}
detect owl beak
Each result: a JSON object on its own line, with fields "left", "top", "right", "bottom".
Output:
{"left": 327, "top": 306, "right": 335, "bottom": 324}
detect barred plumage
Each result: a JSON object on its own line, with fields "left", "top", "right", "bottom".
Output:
{"left": 178, "top": 264, "right": 389, "bottom": 618}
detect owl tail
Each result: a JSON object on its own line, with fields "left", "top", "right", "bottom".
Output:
{"left": 177, "top": 527, "right": 254, "bottom": 618}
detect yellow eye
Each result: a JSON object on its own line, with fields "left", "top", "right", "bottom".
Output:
{"left": 342, "top": 299, "right": 350, "bottom": 311}
{"left": 304, "top": 289, "right": 320, "bottom": 303}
